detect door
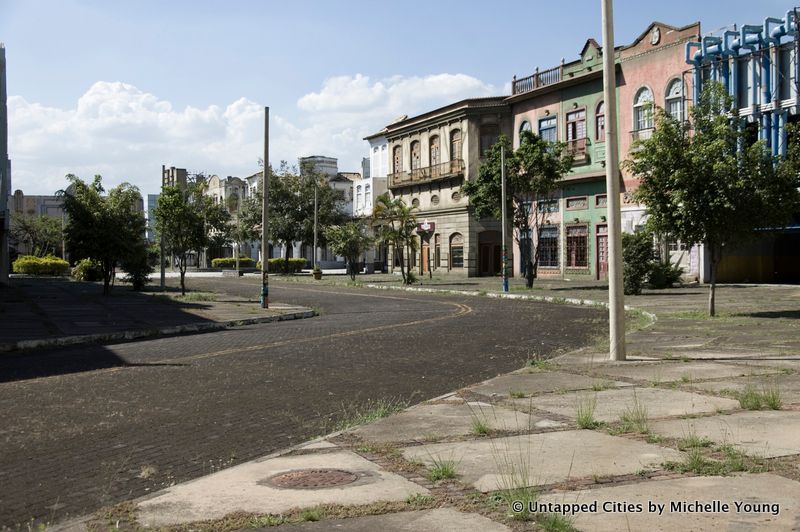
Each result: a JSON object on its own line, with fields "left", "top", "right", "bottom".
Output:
{"left": 479, "top": 244, "right": 492, "bottom": 276}
{"left": 421, "top": 242, "right": 430, "bottom": 274}
{"left": 596, "top": 225, "right": 608, "bottom": 280}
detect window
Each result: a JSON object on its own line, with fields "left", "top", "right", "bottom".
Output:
{"left": 595, "top": 101, "right": 605, "bottom": 140}
{"left": 539, "top": 117, "right": 557, "bottom": 143}
{"left": 356, "top": 185, "right": 362, "bottom": 208}
{"left": 519, "top": 120, "right": 532, "bottom": 136}
{"left": 450, "top": 233, "right": 464, "bottom": 268}
{"left": 429, "top": 135, "right": 440, "bottom": 166}
{"left": 537, "top": 199, "right": 559, "bottom": 213}
{"left": 411, "top": 197, "right": 420, "bottom": 208}
{"left": 365, "top": 184, "right": 371, "bottom": 206}
{"left": 410, "top": 141, "right": 421, "bottom": 170}
{"left": 434, "top": 234, "right": 441, "bottom": 267}
{"left": 539, "top": 225, "right": 559, "bottom": 268}
{"left": 393, "top": 145, "right": 403, "bottom": 173}
{"left": 595, "top": 194, "right": 608, "bottom": 207}
{"left": 566, "top": 226, "right": 588, "bottom": 268}
{"left": 665, "top": 79, "right": 684, "bottom": 121}
{"left": 633, "top": 87, "right": 654, "bottom": 131}
{"left": 566, "top": 109, "right": 586, "bottom": 141}
{"left": 566, "top": 196, "right": 588, "bottom": 210}
{"left": 431, "top": 194, "right": 439, "bottom": 206}
{"left": 451, "top": 191, "right": 462, "bottom": 202}
{"left": 450, "top": 129, "right": 462, "bottom": 161}
{"left": 480, "top": 124, "right": 500, "bottom": 156}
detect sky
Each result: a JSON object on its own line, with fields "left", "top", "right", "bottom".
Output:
{"left": 1, "top": 0, "right": 794, "bottom": 197}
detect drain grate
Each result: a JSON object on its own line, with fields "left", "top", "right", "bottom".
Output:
{"left": 266, "top": 468, "right": 359, "bottom": 489}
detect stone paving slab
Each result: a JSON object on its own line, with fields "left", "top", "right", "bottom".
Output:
{"left": 591, "top": 361, "right": 779, "bottom": 384}
{"left": 526, "top": 387, "right": 739, "bottom": 422}
{"left": 468, "top": 371, "right": 630, "bottom": 398}
{"left": 539, "top": 473, "right": 800, "bottom": 531}
{"left": 684, "top": 373, "right": 800, "bottom": 405}
{"left": 349, "top": 403, "right": 562, "bottom": 443}
{"left": 650, "top": 411, "right": 800, "bottom": 458}
{"left": 553, "top": 352, "right": 661, "bottom": 366}
{"left": 400, "top": 430, "right": 682, "bottom": 492}
{"left": 262, "top": 508, "right": 510, "bottom": 531}
{"left": 137, "top": 451, "right": 428, "bottom": 527}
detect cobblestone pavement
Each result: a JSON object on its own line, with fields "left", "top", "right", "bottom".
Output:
{"left": 0, "top": 278, "right": 605, "bottom": 528}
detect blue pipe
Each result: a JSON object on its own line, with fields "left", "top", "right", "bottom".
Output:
{"left": 740, "top": 26, "right": 762, "bottom": 106}
{"left": 779, "top": 112, "right": 788, "bottom": 157}
{"left": 772, "top": 111, "right": 781, "bottom": 156}
{"left": 686, "top": 42, "right": 702, "bottom": 102}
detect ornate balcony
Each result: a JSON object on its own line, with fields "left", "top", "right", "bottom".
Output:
{"left": 566, "top": 137, "right": 588, "bottom": 163}
{"left": 511, "top": 64, "right": 563, "bottom": 95}
{"left": 388, "top": 159, "right": 465, "bottom": 189}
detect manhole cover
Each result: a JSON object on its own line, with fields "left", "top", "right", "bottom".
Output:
{"left": 266, "top": 468, "right": 358, "bottom": 489}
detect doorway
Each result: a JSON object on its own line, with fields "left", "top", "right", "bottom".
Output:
{"left": 596, "top": 224, "right": 608, "bottom": 280}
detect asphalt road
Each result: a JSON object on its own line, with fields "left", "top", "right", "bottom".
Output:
{"left": 0, "top": 278, "right": 605, "bottom": 528}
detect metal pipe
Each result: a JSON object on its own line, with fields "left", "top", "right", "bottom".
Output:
{"left": 261, "top": 107, "right": 270, "bottom": 308}
{"left": 501, "top": 144, "right": 508, "bottom": 293}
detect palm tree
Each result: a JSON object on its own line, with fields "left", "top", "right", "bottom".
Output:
{"left": 372, "top": 193, "right": 418, "bottom": 284}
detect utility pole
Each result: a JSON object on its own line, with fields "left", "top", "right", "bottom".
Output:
{"left": 601, "top": 0, "right": 626, "bottom": 360}
{"left": 159, "top": 165, "right": 166, "bottom": 290}
{"left": 261, "top": 107, "right": 270, "bottom": 308}
{"left": 501, "top": 144, "right": 509, "bottom": 293}
{"left": 313, "top": 179, "right": 318, "bottom": 268}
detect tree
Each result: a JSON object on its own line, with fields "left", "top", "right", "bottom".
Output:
{"left": 372, "top": 193, "right": 418, "bottom": 284}
{"left": 248, "top": 161, "right": 347, "bottom": 273}
{"left": 10, "top": 212, "right": 62, "bottom": 257}
{"left": 325, "top": 220, "right": 374, "bottom": 281}
{"left": 463, "top": 132, "right": 574, "bottom": 287}
{"left": 59, "top": 174, "right": 147, "bottom": 296}
{"left": 154, "top": 185, "right": 207, "bottom": 295}
{"left": 625, "top": 81, "right": 800, "bottom": 316}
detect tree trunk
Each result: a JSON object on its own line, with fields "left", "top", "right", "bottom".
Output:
{"left": 708, "top": 243, "right": 721, "bottom": 317}
{"left": 179, "top": 255, "right": 187, "bottom": 296}
{"left": 397, "top": 243, "right": 406, "bottom": 283}
{"left": 102, "top": 259, "right": 112, "bottom": 296}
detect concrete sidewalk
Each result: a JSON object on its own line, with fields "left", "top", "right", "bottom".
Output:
{"left": 0, "top": 277, "right": 313, "bottom": 352}
{"left": 64, "top": 281, "right": 800, "bottom": 531}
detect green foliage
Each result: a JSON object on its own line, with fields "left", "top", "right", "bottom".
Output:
{"left": 119, "top": 239, "right": 153, "bottom": 291}
{"left": 464, "top": 132, "right": 573, "bottom": 287}
{"left": 325, "top": 220, "right": 373, "bottom": 281}
{"left": 154, "top": 184, "right": 208, "bottom": 295}
{"left": 12, "top": 255, "right": 70, "bottom": 276}
{"left": 10, "top": 213, "right": 62, "bottom": 257}
{"left": 427, "top": 456, "right": 458, "bottom": 481}
{"left": 211, "top": 257, "right": 255, "bottom": 268}
{"left": 71, "top": 258, "right": 104, "bottom": 281}
{"left": 256, "top": 257, "right": 306, "bottom": 273}
{"left": 625, "top": 81, "right": 800, "bottom": 315}
{"left": 648, "top": 257, "right": 684, "bottom": 289}
{"left": 59, "top": 174, "right": 147, "bottom": 295}
{"left": 622, "top": 231, "right": 653, "bottom": 295}
{"left": 372, "top": 193, "right": 418, "bottom": 284}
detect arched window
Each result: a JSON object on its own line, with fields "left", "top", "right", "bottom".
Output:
{"left": 519, "top": 120, "right": 531, "bottom": 136}
{"left": 410, "top": 141, "right": 421, "bottom": 170}
{"left": 365, "top": 184, "right": 371, "bottom": 207}
{"left": 595, "top": 101, "right": 605, "bottom": 141}
{"left": 450, "top": 129, "right": 462, "bottom": 161}
{"left": 665, "top": 79, "right": 684, "bottom": 121}
{"left": 392, "top": 145, "right": 403, "bottom": 173}
{"left": 429, "top": 135, "right": 440, "bottom": 166}
{"left": 449, "top": 233, "right": 464, "bottom": 269}
{"left": 356, "top": 185, "right": 362, "bottom": 209}
{"left": 633, "top": 87, "right": 654, "bottom": 133}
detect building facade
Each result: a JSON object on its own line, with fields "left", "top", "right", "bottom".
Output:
{"left": 687, "top": 10, "right": 800, "bottom": 283}
{"left": 508, "top": 21, "right": 701, "bottom": 281}
{"left": 1, "top": 43, "right": 10, "bottom": 283}
{"left": 380, "top": 97, "right": 512, "bottom": 277}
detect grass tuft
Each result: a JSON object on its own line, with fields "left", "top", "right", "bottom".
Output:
{"left": 576, "top": 394, "right": 600, "bottom": 429}
{"left": 427, "top": 455, "right": 458, "bottom": 481}
{"left": 332, "top": 398, "right": 408, "bottom": 431}
{"left": 537, "top": 512, "right": 579, "bottom": 531}
{"left": 509, "top": 389, "right": 527, "bottom": 399}
{"left": 619, "top": 394, "right": 649, "bottom": 434}
{"left": 471, "top": 416, "right": 491, "bottom": 436}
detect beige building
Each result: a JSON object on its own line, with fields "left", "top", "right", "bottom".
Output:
{"left": 379, "top": 97, "right": 511, "bottom": 277}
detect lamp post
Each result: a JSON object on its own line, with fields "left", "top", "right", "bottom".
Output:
{"left": 601, "top": 0, "right": 626, "bottom": 360}
{"left": 313, "top": 178, "right": 318, "bottom": 269}
{"left": 501, "top": 144, "right": 509, "bottom": 293}
{"left": 261, "top": 107, "right": 270, "bottom": 308}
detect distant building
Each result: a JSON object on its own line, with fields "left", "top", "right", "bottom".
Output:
{"left": 8, "top": 190, "right": 65, "bottom": 257}
{"left": 161, "top": 166, "right": 188, "bottom": 189}
{"left": 146, "top": 194, "right": 159, "bottom": 242}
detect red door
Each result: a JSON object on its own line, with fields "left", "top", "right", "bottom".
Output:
{"left": 596, "top": 225, "right": 608, "bottom": 280}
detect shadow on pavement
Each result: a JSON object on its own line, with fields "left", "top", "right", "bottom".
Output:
{"left": 735, "top": 310, "right": 800, "bottom": 319}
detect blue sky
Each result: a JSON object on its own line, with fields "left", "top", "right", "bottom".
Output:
{"left": 2, "top": 0, "right": 794, "bottom": 196}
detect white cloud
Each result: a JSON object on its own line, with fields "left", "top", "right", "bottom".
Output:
{"left": 9, "top": 73, "right": 499, "bottom": 196}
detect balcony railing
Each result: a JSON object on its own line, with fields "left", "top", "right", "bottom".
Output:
{"left": 566, "top": 137, "right": 588, "bottom": 162}
{"left": 512, "top": 64, "right": 563, "bottom": 95}
{"left": 388, "top": 159, "right": 465, "bottom": 188}
{"left": 631, "top": 128, "right": 654, "bottom": 142}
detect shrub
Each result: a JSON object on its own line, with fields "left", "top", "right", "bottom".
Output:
{"left": 622, "top": 231, "right": 653, "bottom": 295}
{"left": 12, "top": 255, "right": 70, "bottom": 276}
{"left": 211, "top": 257, "right": 256, "bottom": 269}
{"left": 648, "top": 258, "right": 684, "bottom": 289}
{"left": 71, "top": 258, "right": 104, "bottom": 281}
{"left": 255, "top": 258, "right": 306, "bottom": 273}
{"left": 120, "top": 245, "right": 153, "bottom": 291}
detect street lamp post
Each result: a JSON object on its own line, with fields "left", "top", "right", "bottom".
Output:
{"left": 313, "top": 178, "right": 318, "bottom": 268}
{"left": 601, "top": 0, "right": 626, "bottom": 360}
{"left": 501, "top": 144, "right": 509, "bottom": 293}
{"left": 261, "top": 107, "right": 270, "bottom": 309}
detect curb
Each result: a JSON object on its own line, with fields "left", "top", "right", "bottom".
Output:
{"left": 0, "top": 309, "right": 316, "bottom": 354}
{"left": 363, "top": 283, "right": 658, "bottom": 325}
